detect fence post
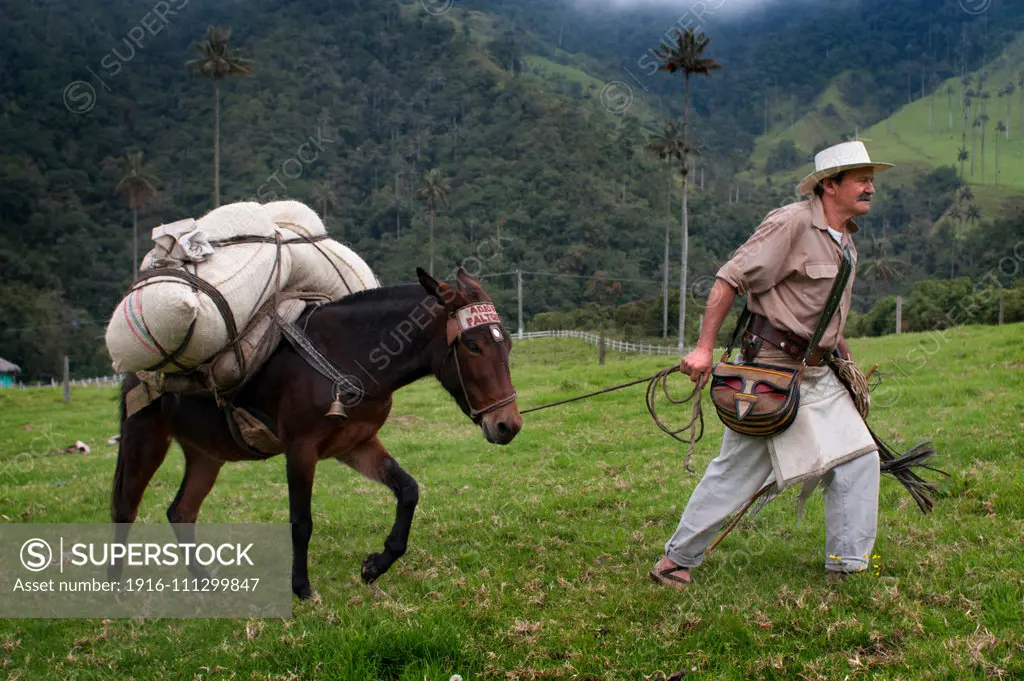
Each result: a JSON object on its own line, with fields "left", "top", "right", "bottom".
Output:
{"left": 599, "top": 331, "right": 606, "bottom": 365}
{"left": 998, "top": 289, "right": 1004, "bottom": 325}
{"left": 517, "top": 269, "right": 524, "bottom": 340}
{"left": 895, "top": 295, "right": 903, "bottom": 334}
{"left": 63, "top": 356, "right": 71, "bottom": 403}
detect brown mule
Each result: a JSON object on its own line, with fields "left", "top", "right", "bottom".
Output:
{"left": 109, "top": 267, "right": 522, "bottom": 599}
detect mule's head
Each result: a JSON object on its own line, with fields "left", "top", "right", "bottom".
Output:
{"left": 417, "top": 266, "right": 522, "bottom": 445}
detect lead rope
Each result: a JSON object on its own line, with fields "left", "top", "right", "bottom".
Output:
{"left": 644, "top": 367, "right": 704, "bottom": 473}
{"left": 522, "top": 365, "right": 706, "bottom": 472}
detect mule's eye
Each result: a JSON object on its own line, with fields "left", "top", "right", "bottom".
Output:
{"left": 464, "top": 340, "right": 482, "bottom": 354}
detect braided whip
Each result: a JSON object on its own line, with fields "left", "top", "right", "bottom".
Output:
{"left": 851, "top": 364, "right": 950, "bottom": 513}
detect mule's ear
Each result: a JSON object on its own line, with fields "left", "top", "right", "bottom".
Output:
{"left": 454, "top": 267, "right": 487, "bottom": 301}
{"left": 417, "top": 266, "right": 455, "bottom": 302}
{"left": 454, "top": 267, "right": 475, "bottom": 290}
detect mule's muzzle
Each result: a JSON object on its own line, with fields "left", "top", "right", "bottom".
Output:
{"left": 480, "top": 405, "right": 522, "bottom": 445}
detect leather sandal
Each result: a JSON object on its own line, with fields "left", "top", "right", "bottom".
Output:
{"left": 649, "top": 563, "right": 694, "bottom": 588}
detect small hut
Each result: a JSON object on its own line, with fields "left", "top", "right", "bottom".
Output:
{"left": 0, "top": 358, "right": 21, "bottom": 388}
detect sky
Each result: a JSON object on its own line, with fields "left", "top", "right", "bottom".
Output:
{"left": 571, "top": 0, "right": 812, "bottom": 17}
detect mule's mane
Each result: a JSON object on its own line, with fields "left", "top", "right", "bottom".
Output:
{"left": 331, "top": 282, "right": 425, "bottom": 309}
{"left": 328, "top": 280, "right": 489, "bottom": 314}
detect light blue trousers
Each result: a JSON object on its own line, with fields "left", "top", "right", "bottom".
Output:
{"left": 664, "top": 427, "right": 880, "bottom": 573}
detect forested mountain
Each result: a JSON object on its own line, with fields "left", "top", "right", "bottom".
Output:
{"left": 1, "top": 0, "right": 1022, "bottom": 380}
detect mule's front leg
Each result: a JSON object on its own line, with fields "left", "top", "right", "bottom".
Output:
{"left": 286, "top": 445, "right": 318, "bottom": 599}
{"left": 345, "top": 437, "right": 419, "bottom": 583}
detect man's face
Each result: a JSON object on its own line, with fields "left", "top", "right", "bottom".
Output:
{"left": 826, "top": 169, "right": 875, "bottom": 216}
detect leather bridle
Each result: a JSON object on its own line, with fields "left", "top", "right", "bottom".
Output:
{"left": 442, "top": 303, "right": 518, "bottom": 423}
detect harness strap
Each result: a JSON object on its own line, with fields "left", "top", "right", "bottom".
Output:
{"left": 448, "top": 341, "right": 518, "bottom": 422}
{"left": 276, "top": 315, "right": 362, "bottom": 404}
{"left": 443, "top": 303, "right": 518, "bottom": 422}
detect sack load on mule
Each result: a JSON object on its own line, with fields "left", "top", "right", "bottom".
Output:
{"left": 104, "top": 200, "right": 380, "bottom": 398}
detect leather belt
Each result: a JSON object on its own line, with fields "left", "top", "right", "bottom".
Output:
{"left": 743, "top": 312, "right": 832, "bottom": 366}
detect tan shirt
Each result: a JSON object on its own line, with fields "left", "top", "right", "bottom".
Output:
{"left": 716, "top": 196, "right": 857, "bottom": 353}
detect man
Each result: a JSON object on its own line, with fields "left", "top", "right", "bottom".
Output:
{"left": 650, "top": 141, "right": 893, "bottom": 588}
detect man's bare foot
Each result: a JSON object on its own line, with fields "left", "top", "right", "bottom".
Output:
{"left": 649, "top": 555, "right": 693, "bottom": 588}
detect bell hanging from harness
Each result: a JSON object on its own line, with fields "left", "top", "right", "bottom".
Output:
{"left": 326, "top": 392, "right": 348, "bottom": 421}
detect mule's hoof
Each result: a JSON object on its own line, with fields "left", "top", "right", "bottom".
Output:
{"left": 293, "top": 582, "right": 313, "bottom": 600}
{"left": 361, "top": 552, "right": 384, "bottom": 583}
{"left": 190, "top": 565, "right": 213, "bottom": 582}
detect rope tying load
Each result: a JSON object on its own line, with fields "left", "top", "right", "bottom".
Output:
{"left": 105, "top": 200, "right": 380, "bottom": 389}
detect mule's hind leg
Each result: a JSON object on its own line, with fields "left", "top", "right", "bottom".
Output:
{"left": 343, "top": 436, "right": 419, "bottom": 584}
{"left": 109, "top": 399, "right": 172, "bottom": 581}
{"left": 167, "top": 445, "right": 225, "bottom": 579}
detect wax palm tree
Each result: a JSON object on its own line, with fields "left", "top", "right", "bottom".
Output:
{"left": 311, "top": 181, "right": 339, "bottom": 227}
{"left": 970, "top": 116, "right": 981, "bottom": 177}
{"left": 947, "top": 84, "right": 955, "bottom": 130}
{"left": 115, "top": 151, "right": 159, "bottom": 281}
{"left": 647, "top": 119, "right": 685, "bottom": 339}
{"left": 859, "top": 237, "right": 908, "bottom": 295}
{"left": 186, "top": 26, "right": 253, "bottom": 208}
{"left": 994, "top": 121, "right": 1007, "bottom": 184}
{"left": 978, "top": 112, "right": 990, "bottom": 181}
{"left": 651, "top": 28, "right": 721, "bottom": 351}
{"left": 1018, "top": 72, "right": 1024, "bottom": 141}
{"left": 416, "top": 168, "right": 451, "bottom": 274}
{"left": 957, "top": 147, "right": 969, "bottom": 180}
{"left": 965, "top": 203, "right": 981, "bottom": 225}
{"left": 948, "top": 204, "right": 962, "bottom": 278}
{"left": 999, "top": 82, "right": 1014, "bottom": 140}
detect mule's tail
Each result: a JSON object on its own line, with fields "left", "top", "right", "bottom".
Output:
{"left": 111, "top": 381, "right": 131, "bottom": 522}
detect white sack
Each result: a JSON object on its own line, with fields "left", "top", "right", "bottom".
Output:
{"left": 106, "top": 203, "right": 291, "bottom": 373}
{"left": 261, "top": 200, "right": 381, "bottom": 299}
{"left": 106, "top": 200, "right": 380, "bottom": 376}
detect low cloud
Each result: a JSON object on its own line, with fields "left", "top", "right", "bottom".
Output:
{"left": 572, "top": 0, "right": 808, "bottom": 17}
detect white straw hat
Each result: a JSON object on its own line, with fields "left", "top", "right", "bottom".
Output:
{"left": 797, "top": 141, "right": 894, "bottom": 195}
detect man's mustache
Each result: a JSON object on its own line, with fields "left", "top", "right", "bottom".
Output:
{"left": 857, "top": 193, "right": 872, "bottom": 201}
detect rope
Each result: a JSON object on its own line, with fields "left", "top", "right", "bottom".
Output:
{"left": 519, "top": 373, "right": 664, "bottom": 414}
{"left": 831, "top": 355, "right": 871, "bottom": 418}
{"left": 521, "top": 364, "right": 706, "bottom": 472}
{"left": 133, "top": 267, "right": 243, "bottom": 374}
{"left": 644, "top": 367, "right": 704, "bottom": 473}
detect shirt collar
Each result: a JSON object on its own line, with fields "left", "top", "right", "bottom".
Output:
{"left": 810, "top": 195, "right": 860, "bottom": 235}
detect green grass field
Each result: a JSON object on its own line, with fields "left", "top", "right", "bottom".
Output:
{"left": 1, "top": 325, "right": 1023, "bottom": 680}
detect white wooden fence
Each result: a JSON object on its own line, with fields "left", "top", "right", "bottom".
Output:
{"left": 12, "top": 375, "right": 124, "bottom": 389}
{"left": 517, "top": 329, "right": 681, "bottom": 356}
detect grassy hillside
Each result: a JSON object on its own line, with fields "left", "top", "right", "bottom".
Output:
{"left": 860, "top": 36, "right": 1024, "bottom": 189}
{"left": 749, "top": 35, "right": 1024, "bottom": 214}
{"left": 1, "top": 324, "right": 1022, "bottom": 679}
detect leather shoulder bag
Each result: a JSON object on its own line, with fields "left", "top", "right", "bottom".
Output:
{"left": 708, "top": 244, "right": 854, "bottom": 437}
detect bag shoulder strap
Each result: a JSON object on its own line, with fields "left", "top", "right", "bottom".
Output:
{"left": 721, "top": 306, "right": 751, "bottom": 361}
{"left": 801, "top": 243, "right": 854, "bottom": 363}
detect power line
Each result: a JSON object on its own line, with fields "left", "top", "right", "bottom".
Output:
{"left": 475, "top": 271, "right": 518, "bottom": 280}
{"left": 521, "top": 270, "right": 662, "bottom": 284}
{"left": 0, "top": 319, "right": 101, "bottom": 332}
{"left": 3, "top": 270, "right": 663, "bottom": 332}
{"left": 452, "top": 270, "right": 662, "bottom": 284}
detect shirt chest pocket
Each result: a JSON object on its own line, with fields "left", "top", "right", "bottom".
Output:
{"left": 804, "top": 263, "right": 838, "bottom": 279}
